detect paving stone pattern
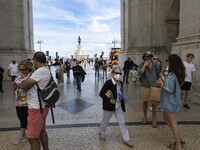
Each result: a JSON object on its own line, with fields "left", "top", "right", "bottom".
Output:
{"left": 0, "top": 125, "right": 200, "bottom": 150}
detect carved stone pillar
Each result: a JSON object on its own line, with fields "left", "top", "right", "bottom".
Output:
{"left": 120, "top": 0, "right": 169, "bottom": 67}
{"left": 172, "top": 0, "right": 200, "bottom": 104}
{"left": 0, "top": 0, "right": 34, "bottom": 71}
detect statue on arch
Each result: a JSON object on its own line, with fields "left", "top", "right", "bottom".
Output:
{"left": 78, "top": 36, "right": 81, "bottom": 45}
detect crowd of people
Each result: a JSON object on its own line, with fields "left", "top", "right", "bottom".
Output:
{"left": 0, "top": 50, "right": 196, "bottom": 150}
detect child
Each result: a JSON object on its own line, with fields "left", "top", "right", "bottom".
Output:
{"left": 158, "top": 54, "right": 185, "bottom": 150}
{"left": 129, "top": 66, "right": 138, "bottom": 87}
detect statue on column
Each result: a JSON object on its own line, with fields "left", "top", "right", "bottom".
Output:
{"left": 78, "top": 36, "right": 81, "bottom": 45}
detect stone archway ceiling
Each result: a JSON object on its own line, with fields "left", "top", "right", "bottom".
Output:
{"left": 165, "top": 0, "right": 180, "bottom": 52}
{"left": 166, "top": 0, "right": 180, "bottom": 20}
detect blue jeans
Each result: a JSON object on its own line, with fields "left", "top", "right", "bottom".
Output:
{"left": 103, "top": 69, "right": 107, "bottom": 79}
{"left": 76, "top": 76, "right": 82, "bottom": 91}
{"left": 95, "top": 67, "right": 99, "bottom": 77}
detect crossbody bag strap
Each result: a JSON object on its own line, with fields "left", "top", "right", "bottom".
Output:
{"left": 36, "top": 83, "right": 43, "bottom": 113}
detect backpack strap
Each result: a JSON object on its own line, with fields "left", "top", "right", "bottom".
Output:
{"left": 50, "top": 105, "right": 55, "bottom": 124}
{"left": 36, "top": 83, "right": 43, "bottom": 113}
{"left": 36, "top": 67, "right": 56, "bottom": 124}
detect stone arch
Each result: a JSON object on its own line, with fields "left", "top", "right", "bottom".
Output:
{"left": 165, "top": 0, "right": 180, "bottom": 52}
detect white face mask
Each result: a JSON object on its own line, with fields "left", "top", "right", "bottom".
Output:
{"left": 114, "top": 74, "right": 121, "bottom": 80}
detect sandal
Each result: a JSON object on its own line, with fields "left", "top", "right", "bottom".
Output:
{"left": 173, "top": 140, "right": 185, "bottom": 146}
{"left": 152, "top": 122, "right": 158, "bottom": 128}
{"left": 141, "top": 118, "right": 147, "bottom": 124}
{"left": 167, "top": 143, "right": 183, "bottom": 150}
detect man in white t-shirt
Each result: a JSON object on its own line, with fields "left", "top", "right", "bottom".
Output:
{"left": 8, "top": 59, "right": 18, "bottom": 82}
{"left": 13, "top": 51, "right": 50, "bottom": 150}
{"left": 181, "top": 53, "right": 196, "bottom": 109}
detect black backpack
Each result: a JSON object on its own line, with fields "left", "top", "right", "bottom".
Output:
{"left": 36, "top": 69, "right": 60, "bottom": 124}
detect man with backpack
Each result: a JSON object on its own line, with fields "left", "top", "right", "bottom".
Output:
{"left": 12, "top": 51, "right": 50, "bottom": 150}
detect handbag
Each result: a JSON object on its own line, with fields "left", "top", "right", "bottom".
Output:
{"left": 150, "top": 87, "right": 161, "bottom": 102}
{"left": 140, "top": 87, "right": 151, "bottom": 101}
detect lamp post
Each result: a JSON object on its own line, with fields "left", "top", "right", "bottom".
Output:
{"left": 112, "top": 40, "right": 118, "bottom": 48}
{"left": 37, "top": 39, "right": 43, "bottom": 51}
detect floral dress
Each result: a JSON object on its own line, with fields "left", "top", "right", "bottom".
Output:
{"left": 14, "top": 73, "right": 31, "bottom": 106}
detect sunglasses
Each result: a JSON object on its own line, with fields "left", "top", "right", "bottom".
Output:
{"left": 19, "top": 69, "right": 28, "bottom": 71}
{"left": 153, "top": 58, "right": 158, "bottom": 60}
{"left": 114, "top": 72, "right": 122, "bottom": 75}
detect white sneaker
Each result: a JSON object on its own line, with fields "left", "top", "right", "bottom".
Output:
{"left": 13, "top": 136, "right": 27, "bottom": 145}
{"left": 99, "top": 132, "right": 106, "bottom": 141}
{"left": 123, "top": 140, "right": 134, "bottom": 147}
{"left": 148, "top": 107, "right": 159, "bottom": 112}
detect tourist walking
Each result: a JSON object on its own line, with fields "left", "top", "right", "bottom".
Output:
{"left": 99, "top": 66, "right": 133, "bottom": 147}
{"left": 181, "top": 53, "right": 196, "bottom": 109}
{"left": 159, "top": 54, "right": 186, "bottom": 150}
{"left": 123, "top": 57, "right": 131, "bottom": 83}
{"left": 12, "top": 51, "right": 50, "bottom": 150}
{"left": 73, "top": 61, "right": 86, "bottom": 92}
{"left": 8, "top": 59, "right": 18, "bottom": 82}
{"left": 65, "top": 59, "right": 71, "bottom": 78}
{"left": 59, "top": 59, "right": 65, "bottom": 84}
{"left": 102, "top": 60, "right": 108, "bottom": 79}
{"left": 52, "top": 59, "right": 62, "bottom": 84}
{"left": 13, "top": 60, "right": 33, "bottom": 144}
{"left": 94, "top": 58, "right": 100, "bottom": 78}
{"left": 129, "top": 66, "right": 138, "bottom": 87}
{"left": 0, "top": 64, "right": 4, "bottom": 93}
{"left": 138, "top": 51, "right": 160, "bottom": 128}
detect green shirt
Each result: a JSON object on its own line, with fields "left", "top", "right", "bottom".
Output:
{"left": 138, "top": 62, "right": 160, "bottom": 88}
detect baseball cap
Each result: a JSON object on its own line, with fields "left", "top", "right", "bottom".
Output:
{"left": 144, "top": 51, "right": 153, "bottom": 57}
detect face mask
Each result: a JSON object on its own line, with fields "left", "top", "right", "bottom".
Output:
{"left": 114, "top": 74, "right": 121, "bottom": 80}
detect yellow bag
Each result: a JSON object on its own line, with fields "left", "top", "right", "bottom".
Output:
{"left": 150, "top": 87, "right": 161, "bottom": 101}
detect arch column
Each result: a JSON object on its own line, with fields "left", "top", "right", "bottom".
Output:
{"left": 120, "top": 0, "right": 170, "bottom": 66}
{"left": 0, "top": 0, "right": 34, "bottom": 70}
{"left": 171, "top": 0, "right": 200, "bottom": 104}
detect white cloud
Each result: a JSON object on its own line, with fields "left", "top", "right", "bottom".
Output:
{"left": 87, "top": 20, "right": 110, "bottom": 32}
{"left": 33, "top": 0, "right": 121, "bottom": 58}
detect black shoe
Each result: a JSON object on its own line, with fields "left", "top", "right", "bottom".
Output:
{"left": 0, "top": 90, "right": 4, "bottom": 93}
{"left": 183, "top": 104, "right": 191, "bottom": 109}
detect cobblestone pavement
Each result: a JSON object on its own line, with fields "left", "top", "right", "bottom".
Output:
{"left": 0, "top": 65, "right": 200, "bottom": 150}
{"left": 1, "top": 125, "right": 200, "bottom": 150}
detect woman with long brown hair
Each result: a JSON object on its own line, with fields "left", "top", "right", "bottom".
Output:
{"left": 158, "top": 54, "right": 185, "bottom": 150}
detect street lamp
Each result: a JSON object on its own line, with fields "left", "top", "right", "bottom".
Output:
{"left": 112, "top": 40, "right": 118, "bottom": 48}
{"left": 37, "top": 39, "right": 43, "bottom": 51}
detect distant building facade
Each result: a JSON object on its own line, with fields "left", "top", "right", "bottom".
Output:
{"left": 120, "top": 0, "right": 200, "bottom": 103}
{"left": 0, "top": 0, "right": 34, "bottom": 69}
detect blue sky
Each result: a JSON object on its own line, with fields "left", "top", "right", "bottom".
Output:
{"left": 33, "top": 0, "right": 121, "bottom": 58}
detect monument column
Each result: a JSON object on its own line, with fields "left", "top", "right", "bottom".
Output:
{"left": 0, "top": 0, "right": 34, "bottom": 68}
{"left": 120, "top": 0, "right": 153, "bottom": 65}
{"left": 120, "top": 0, "right": 169, "bottom": 66}
{"left": 172, "top": 0, "right": 200, "bottom": 104}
